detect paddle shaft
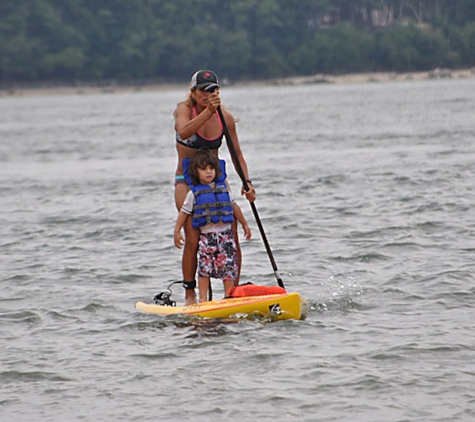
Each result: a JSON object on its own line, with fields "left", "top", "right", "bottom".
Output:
{"left": 217, "top": 106, "right": 285, "bottom": 289}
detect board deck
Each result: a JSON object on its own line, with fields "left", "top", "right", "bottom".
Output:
{"left": 136, "top": 292, "right": 307, "bottom": 321}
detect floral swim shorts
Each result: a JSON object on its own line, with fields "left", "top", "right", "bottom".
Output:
{"left": 198, "top": 229, "right": 238, "bottom": 282}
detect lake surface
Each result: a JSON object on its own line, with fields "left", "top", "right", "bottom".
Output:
{"left": 1, "top": 78, "right": 475, "bottom": 421}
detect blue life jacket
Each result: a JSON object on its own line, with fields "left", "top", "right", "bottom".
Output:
{"left": 182, "top": 158, "right": 234, "bottom": 229}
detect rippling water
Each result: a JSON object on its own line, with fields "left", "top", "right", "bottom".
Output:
{"left": 1, "top": 78, "right": 475, "bottom": 421}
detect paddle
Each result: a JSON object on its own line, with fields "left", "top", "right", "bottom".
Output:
{"left": 216, "top": 105, "right": 285, "bottom": 289}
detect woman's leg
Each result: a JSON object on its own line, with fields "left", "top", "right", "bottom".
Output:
{"left": 183, "top": 216, "right": 199, "bottom": 304}
{"left": 175, "top": 182, "right": 199, "bottom": 304}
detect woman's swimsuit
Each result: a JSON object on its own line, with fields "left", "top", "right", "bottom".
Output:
{"left": 175, "top": 107, "right": 224, "bottom": 185}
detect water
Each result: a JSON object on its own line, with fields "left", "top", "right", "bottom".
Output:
{"left": 1, "top": 78, "right": 475, "bottom": 421}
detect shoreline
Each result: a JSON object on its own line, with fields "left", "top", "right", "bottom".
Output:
{"left": 1, "top": 68, "right": 474, "bottom": 98}
{"left": 273, "top": 67, "right": 475, "bottom": 85}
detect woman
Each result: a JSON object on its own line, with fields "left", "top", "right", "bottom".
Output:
{"left": 173, "top": 69, "right": 256, "bottom": 304}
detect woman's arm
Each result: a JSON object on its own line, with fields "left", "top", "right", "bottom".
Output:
{"left": 174, "top": 92, "right": 221, "bottom": 139}
{"left": 174, "top": 103, "right": 213, "bottom": 140}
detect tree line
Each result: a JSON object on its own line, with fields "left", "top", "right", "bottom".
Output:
{"left": 1, "top": 0, "right": 475, "bottom": 86}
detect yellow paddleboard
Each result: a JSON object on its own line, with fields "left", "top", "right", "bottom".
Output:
{"left": 136, "top": 292, "right": 307, "bottom": 321}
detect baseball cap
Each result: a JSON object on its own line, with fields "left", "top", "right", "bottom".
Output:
{"left": 190, "top": 70, "right": 219, "bottom": 91}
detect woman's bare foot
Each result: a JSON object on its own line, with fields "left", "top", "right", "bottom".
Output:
{"left": 185, "top": 289, "right": 196, "bottom": 305}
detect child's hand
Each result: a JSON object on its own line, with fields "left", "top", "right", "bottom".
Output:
{"left": 174, "top": 230, "right": 185, "bottom": 248}
{"left": 242, "top": 223, "right": 252, "bottom": 240}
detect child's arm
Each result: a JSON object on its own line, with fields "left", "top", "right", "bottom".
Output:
{"left": 232, "top": 202, "right": 252, "bottom": 240}
{"left": 174, "top": 211, "right": 189, "bottom": 248}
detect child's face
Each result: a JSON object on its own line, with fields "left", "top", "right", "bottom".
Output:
{"left": 197, "top": 164, "right": 216, "bottom": 184}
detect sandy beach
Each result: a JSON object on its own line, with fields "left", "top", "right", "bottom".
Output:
{"left": 1, "top": 68, "right": 474, "bottom": 98}
{"left": 268, "top": 67, "right": 475, "bottom": 86}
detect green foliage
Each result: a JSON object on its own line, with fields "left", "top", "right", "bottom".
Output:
{"left": 290, "top": 24, "right": 376, "bottom": 74}
{"left": 376, "top": 25, "right": 452, "bottom": 71}
{"left": 1, "top": 0, "right": 475, "bottom": 84}
{"left": 457, "top": 22, "right": 475, "bottom": 65}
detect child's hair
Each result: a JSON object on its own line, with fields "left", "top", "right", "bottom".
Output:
{"left": 187, "top": 148, "right": 221, "bottom": 185}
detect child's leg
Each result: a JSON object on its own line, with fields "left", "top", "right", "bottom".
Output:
{"left": 215, "top": 229, "right": 238, "bottom": 298}
{"left": 199, "top": 276, "right": 211, "bottom": 302}
{"left": 197, "top": 232, "right": 212, "bottom": 302}
{"left": 223, "top": 278, "right": 234, "bottom": 298}
{"left": 231, "top": 220, "right": 241, "bottom": 284}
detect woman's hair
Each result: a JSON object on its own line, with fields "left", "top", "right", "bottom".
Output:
{"left": 185, "top": 90, "right": 196, "bottom": 107}
{"left": 187, "top": 148, "right": 221, "bottom": 185}
{"left": 173, "top": 88, "right": 196, "bottom": 118}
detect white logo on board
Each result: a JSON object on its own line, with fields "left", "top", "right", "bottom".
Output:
{"left": 269, "top": 303, "right": 282, "bottom": 314}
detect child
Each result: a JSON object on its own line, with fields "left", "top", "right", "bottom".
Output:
{"left": 174, "top": 148, "right": 252, "bottom": 302}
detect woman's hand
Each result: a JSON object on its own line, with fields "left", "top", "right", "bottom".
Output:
{"left": 242, "top": 183, "right": 256, "bottom": 202}
{"left": 206, "top": 91, "right": 221, "bottom": 113}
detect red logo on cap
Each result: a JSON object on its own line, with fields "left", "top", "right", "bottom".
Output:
{"left": 204, "top": 72, "right": 211, "bottom": 79}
